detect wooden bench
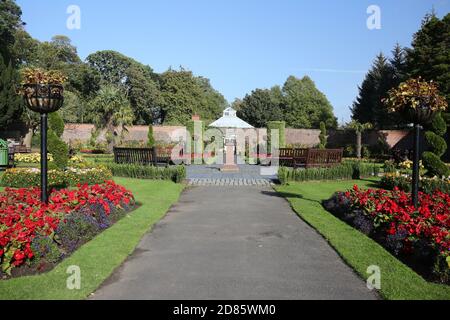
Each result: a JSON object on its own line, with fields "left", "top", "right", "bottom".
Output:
{"left": 113, "top": 147, "right": 174, "bottom": 166}
{"left": 276, "top": 148, "right": 343, "bottom": 168}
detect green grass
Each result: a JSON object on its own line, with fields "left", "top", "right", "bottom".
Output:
{"left": 275, "top": 179, "right": 450, "bottom": 300}
{"left": 0, "top": 178, "right": 184, "bottom": 300}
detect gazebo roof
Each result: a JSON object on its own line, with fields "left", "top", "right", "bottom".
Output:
{"left": 209, "top": 107, "right": 254, "bottom": 129}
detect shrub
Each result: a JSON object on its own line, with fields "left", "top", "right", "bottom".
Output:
{"left": 64, "top": 166, "right": 113, "bottom": 186}
{"left": 147, "top": 125, "right": 155, "bottom": 147}
{"left": 49, "top": 112, "right": 65, "bottom": 138}
{"left": 423, "top": 151, "right": 450, "bottom": 177}
{"left": 380, "top": 173, "right": 450, "bottom": 194}
{"left": 106, "top": 163, "right": 186, "bottom": 183}
{"left": 319, "top": 122, "right": 327, "bottom": 149}
{"left": 267, "top": 121, "right": 286, "bottom": 150}
{"left": 425, "top": 131, "right": 447, "bottom": 157}
{"left": 48, "top": 130, "right": 69, "bottom": 169}
{"left": 278, "top": 162, "right": 378, "bottom": 184}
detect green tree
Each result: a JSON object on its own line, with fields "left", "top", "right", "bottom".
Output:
{"left": 87, "top": 50, "right": 161, "bottom": 124}
{"left": 347, "top": 121, "right": 373, "bottom": 159}
{"left": 238, "top": 88, "right": 282, "bottom": 128}
{"left": 407, "top": 13, "right": 450, "bottom": 104}
{"left": 0, "top": 0, "right": 23, "bottom": 63}
{"left": 89, "top": 85, "right": 134, "bottom": 151}
{"left": 351, "top": 53, "right": 398, "bottom": 128}
{"left": 282, "top": 76, "right": 337, "bottom": 129}
{"left": 0, "top": 55, "right": 22, "bottom": 127}
{"left": 159, "top": 69, "right": 222, "bottom": 125}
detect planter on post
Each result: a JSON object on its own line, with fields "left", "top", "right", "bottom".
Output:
{"left": 384, "top": 78, "right": 448, "bottom": 208}
{"left": 21, "top": 69, "right": 66, "bottom": 203}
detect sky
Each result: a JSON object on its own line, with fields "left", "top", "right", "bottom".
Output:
{"left": 17, "top": 0, "right": 450, "bottom": 124}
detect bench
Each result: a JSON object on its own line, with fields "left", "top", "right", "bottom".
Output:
{"left": 276, "top": 148, "right": 343, "bottom": 169}
{"left": 113, "top": 147, "right": 174, "bottom": 166}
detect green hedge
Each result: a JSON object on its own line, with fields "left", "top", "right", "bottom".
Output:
{"left": 106, "top": 164, "right": 186, "bottom": 183}
{"left": 278, "top": 162, "right": 379, "bottom": 184}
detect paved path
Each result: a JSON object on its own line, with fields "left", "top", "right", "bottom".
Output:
{"left": 92, "top": 186, "right": 378, "bottom": 300}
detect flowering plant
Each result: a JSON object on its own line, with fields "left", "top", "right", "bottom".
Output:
{"left": 0, "top": 181, "right": 134, "bottom": 275}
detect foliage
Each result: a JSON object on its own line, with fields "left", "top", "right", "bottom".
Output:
{"left": 425, "top": 131, "right": 447, "bottom": 158}
{"left": 319, "top": 122, "right": 327, "bottom": 149}
{"left": 423, "top": 113, "right": 449, "bottom": 177}
{"left": 267, "top": 121, "right": 286, "bottom": 151}
{"left": 0, "top": 166, "right": 112, "bottom": 188}
{"left": 48, "top": 112, "right": 65, "bottom": 138}
{"left": 278, "top": 162, "right": 379, "bottom": 184}
{"left": 380, "top": 172, "right": 450, "bottom": 194}
{"left": 147, "top": 125, "right": 155, "bottom": 147}
{"left": 47, "top": 130, "right": 69, "bottom": 170}
{"left": 159, "top": 69, "right": 223, "bottom": 125}
{"left": 0, "top": 181, "right": 134, "bottom": 275}
{"left": 347, "top": 120, "right": 373, "bottom": 159}
{"left": 351, "top": 50, "right": 406, "bottom": 129}
{"left": 407, "top": 13, "right": 450, "bottom": 104}
{"left": 55, "top": 212, "right": 100, "bottom": 253}
{"left": 423, "top": 152, "right": 450, "bottom": 177}
{"left": 0, "top": 0, "right": 23, "bottom": 63}
{"left": 238, "top": 88, "right": 283, "bottom": 128}
{"left": 0, "top": 55, "right": 22, "bottom": 127}
{"left": 105, "top": 163, "right": 186, "bottom": 183}
{"left": 20, "top": 67, "right": 67, "bottom": 85}
{"left": 384, "top": 78, "right": 448, "bottom": 115}
{"left": 325, "top": 186, "right": 450, "bottom": 283}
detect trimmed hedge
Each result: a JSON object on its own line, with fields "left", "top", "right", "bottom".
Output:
{"left": 278, "top": 162, "right": 379, "bottom": 184}
{"left": 106, "top": 164, "right": 186, "bottom": 183}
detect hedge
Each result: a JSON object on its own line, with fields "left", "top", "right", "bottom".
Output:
{"left": 105, "top": 164, "right": 186, "bottom": 183}
{"left": 278, "top": 162, "right": 379, "bottom": 184}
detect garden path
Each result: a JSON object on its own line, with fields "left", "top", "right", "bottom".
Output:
{"left": 91, "top": 185, "right": 378, "bottom": 300}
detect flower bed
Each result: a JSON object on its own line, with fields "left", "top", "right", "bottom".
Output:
{"left": 0, "top": 181, "right": 135, "bottom": 277}
{"left": 0, "top": 166, "right": 112, "bottom": 188}
{"left": 323, "top": 186, "right": 450, "bottom": 283}
{"left": 381, "top": 172, "right": 450, "bottom": 194}
{"left": 14, "top": 153, "right": 86, "bottom": 165}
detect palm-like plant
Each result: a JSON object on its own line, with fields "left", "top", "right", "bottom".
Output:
{"left": 89, "top": 85, "right": 134, "bottom": 151}
{"left": 347, "top": 120, "right": 373, "bottom": 159}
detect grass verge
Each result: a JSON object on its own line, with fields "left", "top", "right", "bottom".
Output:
{"left": 275, "top": 179, "right": 450, "bottom": 300}
{"left": 0, "top": 177, "right": 184, "bottom": 300}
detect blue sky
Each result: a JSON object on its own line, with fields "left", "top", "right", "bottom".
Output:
{"left": 17, "top": 0, "right": 450, "bottom": 123}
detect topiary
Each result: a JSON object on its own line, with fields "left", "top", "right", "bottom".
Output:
{"left": 424, "top": 132, "right": 447, "bottom": 157}
{"left": 319, "top": 122, "right": 327, "bottom": 149}
{"left": 48, "top": 130, "right": 69, "bottom": 169}
{"left": 49, "top": 112, "right": 65, "bottom": 138}
{"left": 147, "top": 125, "right": 155, "bottom": 147}
{"left": 422, "top": 152, "right": 450, "bottom": 177}
{"left": 423, "top": 113, "right": 449, "bottom": 177}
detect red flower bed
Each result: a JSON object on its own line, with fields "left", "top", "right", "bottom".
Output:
{"left": 345, "top": 186, "right": 450, "bottom": 255}
{"left": 325, "top": 186, "right": 450, "bottom": 283}
{"left": 0, "top": 181, "right": 134, "bottom": 275}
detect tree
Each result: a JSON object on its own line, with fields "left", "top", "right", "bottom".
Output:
{"left": 0, "top": 0, "right": 23, "bottom": 63}
{"left": 237, "top": 88, "right": 282, "bottom": 128}
{"left": 0, "top": 55, "right": 22, "bottom": 127}
{"left": 159, "top": 69, "right": 222, "bottom": 125}
{"left": 407, "top": 13, "right": 450, "bottom": 104}
{"left": 351, "top": 53, "right": 398, "bottom": 128}
{"left": 87, "top": 50, "right": 162, "bottom": 124}
{"left": 319, "top": 122, "right": 327, "bottom": 149}
{"left": 347, "top": 121, "right": 373, "bottom": 159}
{"left": 282, "top": 76, "right": 337, "bottom": 129}
{"left": 88, "top": 85, "right": 134, "bottom": 151}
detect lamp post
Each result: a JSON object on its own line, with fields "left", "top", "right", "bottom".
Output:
{"left": 411, "top": 123, "right": 422, "bottom": 208}
{"left": 23, "top": 83, "right": 64, "bottom": 203}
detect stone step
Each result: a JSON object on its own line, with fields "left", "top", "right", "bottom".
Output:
{"left": 187, "top": 178, "right": 275, "bottom": 187}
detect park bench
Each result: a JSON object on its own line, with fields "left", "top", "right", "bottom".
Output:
{"left": 277, "top": 148, "right": 343, "bottom": 169}
{"left": 113, "top": 147, "right": 174, "bottom": 166}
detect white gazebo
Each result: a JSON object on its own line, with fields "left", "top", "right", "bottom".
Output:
{"left": 209, "top": 107, "right": 254, "bottom": 130}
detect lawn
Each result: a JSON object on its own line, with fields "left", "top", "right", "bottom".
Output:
{"left": 275, "top": 179, "right": 450, "bottom": 300}
{"left": 0, "top": 177, "right": 184, "bottom": 300}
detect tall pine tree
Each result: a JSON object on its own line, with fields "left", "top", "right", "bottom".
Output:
{"left": 0, "top": 55, "right": 22, "bottom": 127}
{"left": 407, "top": 13, "right": 450, "bottom": 104}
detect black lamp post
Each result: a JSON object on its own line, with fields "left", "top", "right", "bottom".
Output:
{"left": 23, "top": 83, "right": 64, "bottom": 203}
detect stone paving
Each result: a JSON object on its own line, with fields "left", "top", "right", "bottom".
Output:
{"left": 186, "top": 164, "right": 278, "bottom": 186}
